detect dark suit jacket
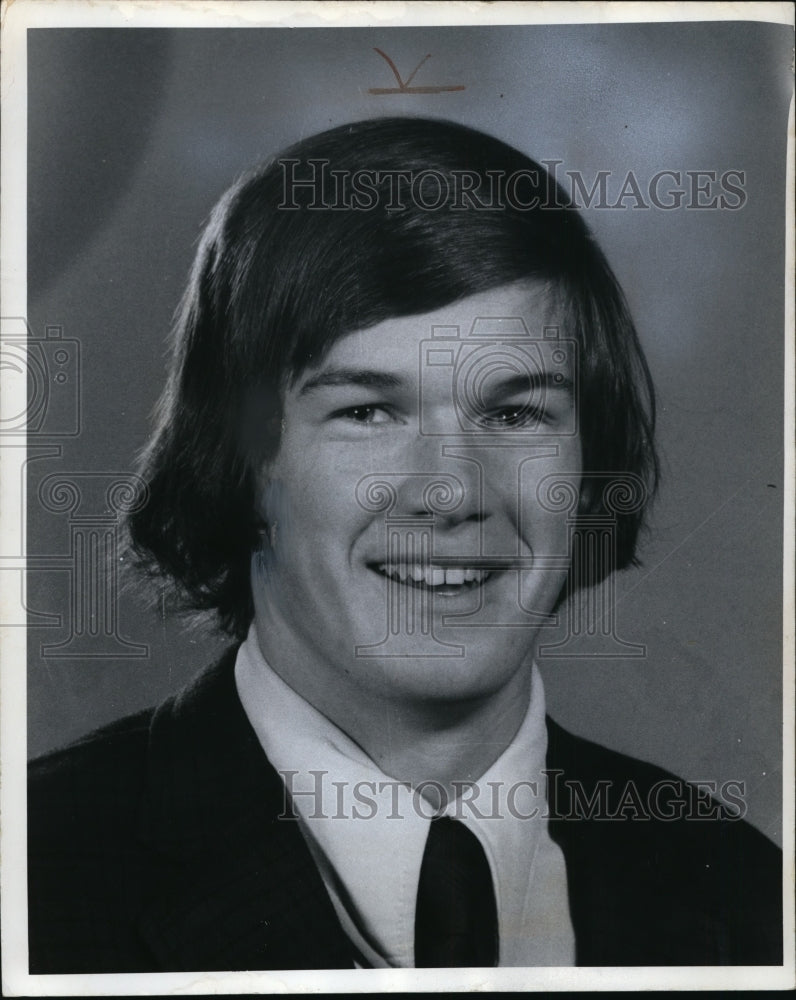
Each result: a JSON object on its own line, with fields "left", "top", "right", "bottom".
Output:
{"left": 28, "top": 647, "right": 782, "bottom": 973}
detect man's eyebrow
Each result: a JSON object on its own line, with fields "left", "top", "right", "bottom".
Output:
{"left": 298, "top": 368, "right": 406, "bottom": 395}
{"left": 486, "top": 371, "right": 574, "bottom": 394}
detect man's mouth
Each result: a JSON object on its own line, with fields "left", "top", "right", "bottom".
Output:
{"left": 370, "top": 562, "right": 492, "bottom": 592}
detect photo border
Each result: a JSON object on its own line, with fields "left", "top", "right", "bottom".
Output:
{"left": 2, "top": 1, "right": 793, "bottom": 994}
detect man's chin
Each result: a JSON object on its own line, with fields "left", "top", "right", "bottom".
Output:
{"left": 349, "top": 638, "right": 532, "bottom": 704}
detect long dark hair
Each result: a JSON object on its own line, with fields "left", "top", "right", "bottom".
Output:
{"left": 128, "top": 116, "right": 658, "bottom": 636}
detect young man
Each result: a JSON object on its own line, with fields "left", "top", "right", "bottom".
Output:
{"left": 28, "top": 117, "right": 781, "bottom": 972}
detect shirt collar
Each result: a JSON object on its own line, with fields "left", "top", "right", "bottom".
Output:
{"left": 235, "top": 626, "right": 551, "bottom": 968}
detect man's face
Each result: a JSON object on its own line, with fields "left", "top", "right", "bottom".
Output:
{"left": 252, "top": 281, "right": 581, "bottom": 713}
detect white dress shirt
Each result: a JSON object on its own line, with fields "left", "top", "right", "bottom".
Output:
{"left": 235, "top": 627, "right": 575, "bottom": 968}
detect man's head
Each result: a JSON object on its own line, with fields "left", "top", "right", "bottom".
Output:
{"left": 128, "top": 117, "right": 658, "bottom": 645}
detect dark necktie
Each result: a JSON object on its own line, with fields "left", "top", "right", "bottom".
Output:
{"left": 414, "top": 816, "right": 499, "bottom": 967}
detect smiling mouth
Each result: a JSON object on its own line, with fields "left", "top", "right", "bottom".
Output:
{"left": 370, "top": 562, "right": 492, "bottom": 592}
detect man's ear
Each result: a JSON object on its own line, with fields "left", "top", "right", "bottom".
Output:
{"left": 253, "top": 475, "right": 293, "bottom": 552}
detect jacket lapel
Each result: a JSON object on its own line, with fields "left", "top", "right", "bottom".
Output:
{"left": 543, "top": 716, "right": 715, "bottom": 966}
{"left": 133, "top": 654, "right": 644, "bottom": 969}
{"left": 136, "top": 648, "right": 355, "bottom": 971}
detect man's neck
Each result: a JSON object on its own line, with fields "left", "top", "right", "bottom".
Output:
{"left": 347, "top": 670, "right": 533, "bottom": 805}
{"left": 251, "top": 620, "right": 533, "bottom": 802}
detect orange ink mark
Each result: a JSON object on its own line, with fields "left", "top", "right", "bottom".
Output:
{"left": 368, "top": 48, "right": 465, "bottom": 95}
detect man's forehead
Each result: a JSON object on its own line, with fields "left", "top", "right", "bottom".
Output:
{"left": 319, "top": 281, "right": 564, "bottom": 371}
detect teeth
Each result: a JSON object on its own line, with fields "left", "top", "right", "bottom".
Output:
{"left": 375, "top": 564, "right": 490, "bottom": 587}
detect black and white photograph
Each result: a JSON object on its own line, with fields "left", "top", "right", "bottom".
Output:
{"left": 1, "top": 0, "right": 793, "bottom": 993}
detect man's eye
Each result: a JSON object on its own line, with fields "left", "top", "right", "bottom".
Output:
{"left": 336, "top": 405, "right": 392, "bottom": 425}
{"left": 478, "top": 405, "right": 542, "bottom": 429}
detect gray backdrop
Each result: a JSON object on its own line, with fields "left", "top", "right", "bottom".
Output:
{"left": 24, "top": 22, "right": 791, "bottom": 843}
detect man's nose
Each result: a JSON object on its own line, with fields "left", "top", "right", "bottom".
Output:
{"left": 392, "top": 434, "right": 486, "bottom": 525}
